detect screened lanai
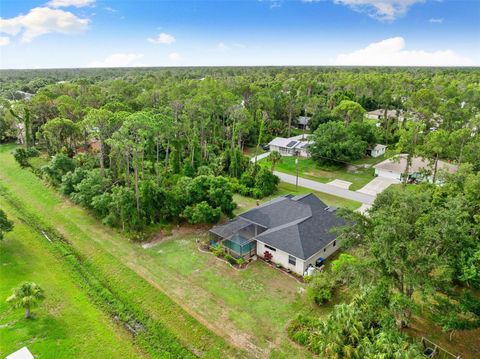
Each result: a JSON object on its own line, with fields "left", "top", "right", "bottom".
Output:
{"left": 209, "top": 217, "right": 265, "bottom": 258}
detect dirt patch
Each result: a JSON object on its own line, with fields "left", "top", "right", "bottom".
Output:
{"left": 142, "top": 224, "right": 208, "bottom": 249}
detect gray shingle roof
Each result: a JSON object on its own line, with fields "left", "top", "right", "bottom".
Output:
{"left": 240, "top": 194, "right": 345, "bottom": 260}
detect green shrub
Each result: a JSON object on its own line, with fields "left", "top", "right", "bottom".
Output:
{"left": 13, "top": 147, "right": 39, "bottom": 167}
{"left": 307, "top": 271, "right": 334, "bottom": 305}
{"left": 41, "top": 153, "right": 75, "bottom": 186}
{"left": 211, "top": 244, "right": 224, "bottom": 257}
{"left": 183, "top": 201, "right": 221, "bottom": 224}
{"left": 224, "top": 253, "right": 238, "bottom": 265}
{"left": 236, "top": 257, "right": 245, "bottom": 266}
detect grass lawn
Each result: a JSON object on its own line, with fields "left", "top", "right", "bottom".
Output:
{"left": 28, "top": 154, "right": 50, "bottom": 170}
{"left": 0, "top": 144, "right": 315, "bottom": 358}
{"left": 141, "top": 233, "right": 321, "bottom": 358}
{"left": 0, "top": 198, "right": 142, "bottom": 359}
{"left": 0, "top": 144, "right": 238, "bottom": 359}
{"left": 260, "top": 156, "right": 375, "bottom": 191}
{"left": 233, "top": 182, "right": 361, "bottom": 215}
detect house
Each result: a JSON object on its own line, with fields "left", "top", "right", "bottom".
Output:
{"left": 367, "top": 144, "right": 387, "bottom": 158}
{"left": 296, "top": 116, "right": 310, "bottom": 130}
{"left": 209, "top": 194, "right": 345, "bottom": 276}
{"left": 14, "top": 91, "right": 33, "bottom": 101}
{"left": 6, "top": 347, "right": 34, "bottom": 359}
{"left": 268, "top": 134, "right": 314, "bottom": 158}
{"left": 366, "top": 109, "right": 403, "bottom": 121}
{"left": 373, "top": 154, "right": 458, "bottom": 182}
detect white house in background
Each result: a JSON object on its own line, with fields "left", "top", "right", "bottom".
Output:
{"left": 6, "top": 347, "right": 34, "bottom": 359}
{"left": 268, "top": 134, "right": 314, "bottom": 158}
{"left": 373, "top": 154, "right": 458, "bottom": 182}
{"left": 367, "top": 144, "right": 387, "bottom": 158}
{"left": 366, "top": 109, "right": 404, "bottom": 121}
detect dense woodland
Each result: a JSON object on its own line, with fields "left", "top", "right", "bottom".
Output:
{"left": 1, "top": 67, "right": 479, "bottom": 357}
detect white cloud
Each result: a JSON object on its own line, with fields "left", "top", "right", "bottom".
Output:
{"left": 0, "top": 7, "right": 89, "bottom": 42}
{"left": 88, "top": 53, "right": 144, "bottom": 67}
{"left": 335, "top": 37, "right": 473, "bottom": 66}
{"left": 217, "top": 42, "right": 230, "bottom": 51}
{"left": 47, "top": 0, "right": 95, "bottom": 8}
{"left": 259, "top": 0, "right": 283, "bottom": 9}
{"left": 147, "top": 32, "right": 176, "bottom": 45}
{"left": 0, "top": 36, "right": 10, "bottom": 46}
{"left": 104, "top": 6, "right": 118, "bottom": 13}
{"left": 168, "top": 52, "right": 181, "bottom": 61}
{"left": 305, "top": 0, "right": 425, "bottom": 21}
{"left": 429, "top": 18, "right": 443, "bottom": 24}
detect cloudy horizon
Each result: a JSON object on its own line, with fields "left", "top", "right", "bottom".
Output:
{"left": 0, "top": 0, "right": 479, "bottom": 69}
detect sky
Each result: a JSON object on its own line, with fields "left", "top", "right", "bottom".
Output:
{"left": 0, "top": 0, "right": 479, "bottom": 69}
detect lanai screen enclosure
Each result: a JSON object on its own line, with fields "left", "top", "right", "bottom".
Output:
{"left": 209, "top": 217, "right": 265, "bottom": 258}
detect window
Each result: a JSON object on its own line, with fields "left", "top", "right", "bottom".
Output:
{"left": 323, "top": 248, "right": 326, "bottom": 252}
{"left": 265, "top": 244, "right": 276, "bottom": 252}
{"left": 288, "top": 255, "right": 296, "bottom": 266}
{"left": 333, "top": 240, "right": 336, "bottom": 247}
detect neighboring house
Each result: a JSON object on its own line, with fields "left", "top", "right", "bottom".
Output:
{"left": 373, "top": 154, "right": 458, "bottom": 182}
{"left": 268, "top": 134, "right": 314, "bottom": 158}
{"left": 367, "top": 144, "right": 387, "bottom": 158}
{"left": 6, "top": 347, "right": 34, "bottom": 359}
{"left": 209, "top": 193, "right": 345, "bottom": 276}
{"left": 296, "top": 116, "right": 310, "bottom": 130}
{"left": 14, "top": 91, "right": 33, "bottom": 101}
{"left": 366, "top": 109, "right": 403, "bottom": 121}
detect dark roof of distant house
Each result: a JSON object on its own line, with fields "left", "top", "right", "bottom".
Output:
{"left": 210, "top": 193, "right": 345, "bottom": 260}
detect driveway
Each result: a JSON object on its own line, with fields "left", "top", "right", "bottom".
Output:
{"left": 356, "top": 177, "right": 400, "bottom": 196}
{"left": 250, "top": 151, "right": 271, "bottom": 163}
{"left": 274, "top": 171, "right": 376, "bottom": 205}
{"left": 327, "top": 179, "right": 352, "bottom": 190}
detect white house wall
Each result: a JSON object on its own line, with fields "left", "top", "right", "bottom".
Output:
{"left": 256, "top": 240, "right": 305, "bottom": 275}
{"left": 371, "top": 148, "right": 386, "bottom": 158}
{"left": 303, "top": 239, "right": 340, "bottom": 272}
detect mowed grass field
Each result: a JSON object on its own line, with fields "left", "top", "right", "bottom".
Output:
{"left": 0, "top": 198, "right": 142, "bottom": 359}
{"left": 0, "top": 144, "right": 239, "bottom": 359}
{"left": 0, "top": 144, "right": 316, "bottom": 358}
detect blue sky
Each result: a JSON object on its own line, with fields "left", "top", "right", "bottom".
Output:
{"left": 0, "top": 0, "right": 479, "bottom": 69}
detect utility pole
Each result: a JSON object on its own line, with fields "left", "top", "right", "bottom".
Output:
{"left": 295, "top": 156, "right": 299, "bottom": 190}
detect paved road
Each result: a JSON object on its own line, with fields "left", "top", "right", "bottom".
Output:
{"left": 274, "top": 171, "right": 376, "bottom": 205}
{"left": 250, "top": 151, "right": 271, "bottom": 163}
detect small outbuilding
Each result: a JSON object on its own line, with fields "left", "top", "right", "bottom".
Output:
{"left": 367, "top": 144, "right": 387, "bottom": 158}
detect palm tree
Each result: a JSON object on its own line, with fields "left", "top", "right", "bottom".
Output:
{"left": 269, "top": 151, "right": 282, "bottom": 172}
{"left": 7, "top": 282, "right": 45, "bottom": 319}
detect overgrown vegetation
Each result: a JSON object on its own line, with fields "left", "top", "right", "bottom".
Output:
{"left": 293, "top": 168, "right": 480, "bottom": 357}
